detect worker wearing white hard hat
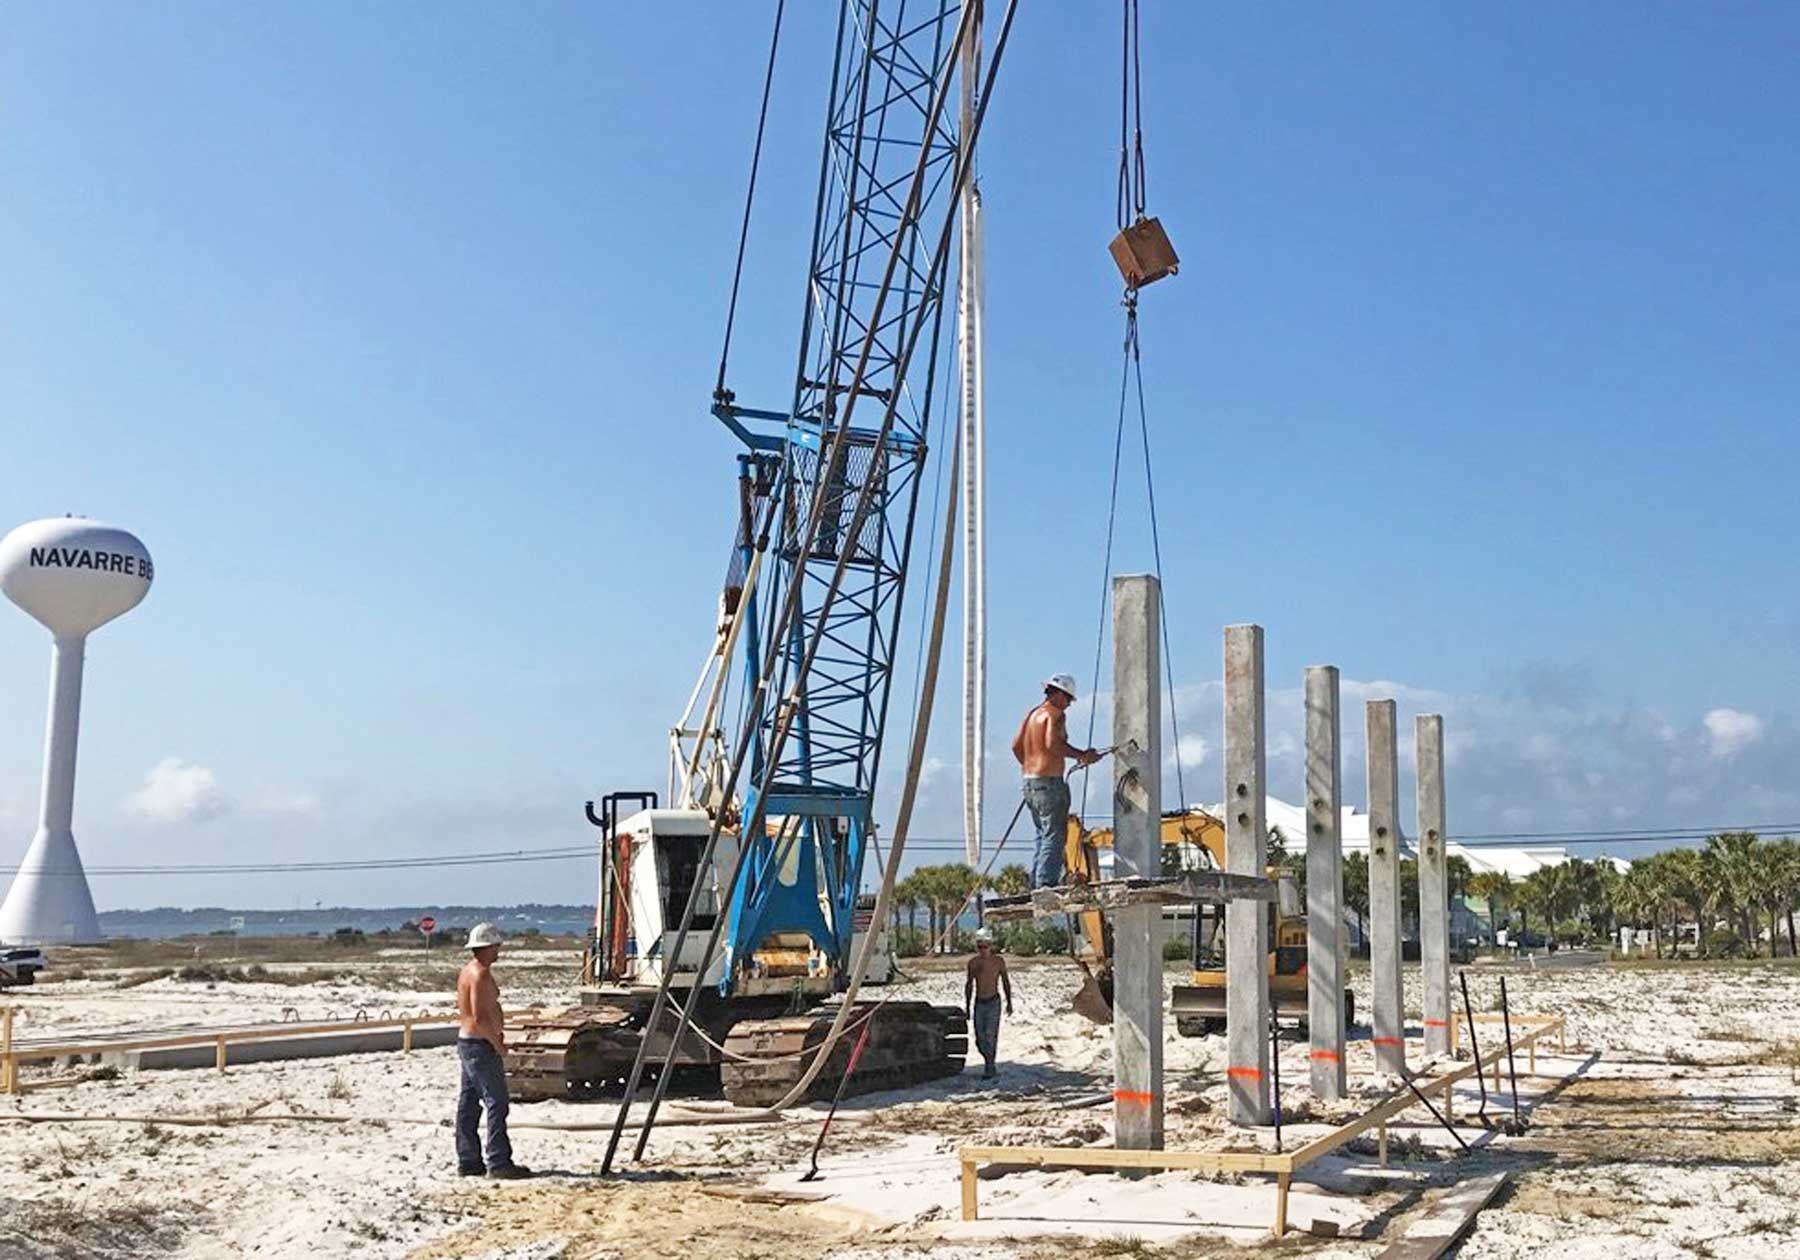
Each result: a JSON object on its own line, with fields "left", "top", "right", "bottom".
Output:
{"left": 454, "top": 923, "right": 533, "bottom": 1179}
{"left": 1011, "top": 673, "right": 1101, "bottom": 889}
{"left": 964, "top": 927, "right": 1012, "bottom": 1079}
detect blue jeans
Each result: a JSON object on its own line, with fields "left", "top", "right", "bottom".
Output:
{"left": 1024, "top": 776, "right": 1070, "bottom": 888}
{"left": 972, "top": 995, "right": 1003, "bottom": 1071}
{"left": 455, "top": 1038, "right": 513, "bottom": 1171}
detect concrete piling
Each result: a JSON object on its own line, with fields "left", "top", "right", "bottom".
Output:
{"left": 1111, "top": 574, "right": 1164, "bottom": 1149}
{"left": 1305, "top": 666, "right": 1346, "bottom": 1099}
{"left": 1224, "top": 624, "right": 1270, "bottom": 1125}
{"left": 1416, "top": 714, "right": 1451, "bottom": 1056}
{"left": 1366, "top": 699, "right": 1406, "bottom": 1075}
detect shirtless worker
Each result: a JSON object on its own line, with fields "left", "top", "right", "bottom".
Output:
{"left": 455, "top": 923, "right": 533, "bottom": 1179}
{"left": 1011, "top": 673, "right": 1101, "bottom": 888}
{"left": 964, "top": 928, "right": 1013, "bottom": 1078}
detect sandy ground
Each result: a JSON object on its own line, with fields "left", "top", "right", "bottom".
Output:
{"left": 3, "top": 949, "right": 1798, "bottom": 1259}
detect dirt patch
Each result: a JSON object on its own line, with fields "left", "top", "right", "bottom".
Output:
{"left": 0, "top": 1197, "right": 200, "bottom": 1259}
{"left": 1519, "top": 1074, "right": 1800, "bottom": 1165}
{"left": 410, "top": 1178, "right": 884, "bottom": 1260}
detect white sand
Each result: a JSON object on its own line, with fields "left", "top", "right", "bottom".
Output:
{"left": 3, "top": 954, "right": 1798, "bottom": 1258}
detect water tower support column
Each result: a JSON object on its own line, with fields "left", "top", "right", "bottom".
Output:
{"left": 0, "top": 635, "right": 102, "bottom": 943}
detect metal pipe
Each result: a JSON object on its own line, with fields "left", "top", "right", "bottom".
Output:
{"left": 1459, "top": 969, "right": 1487, "bottom": 1122}
{"left": 1499, "top": 975, "right": 1524, "bottom": 1129}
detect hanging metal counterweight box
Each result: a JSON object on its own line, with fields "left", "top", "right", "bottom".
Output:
{"left": 1108, "top": 216, "right": 1179, "bottom": 289}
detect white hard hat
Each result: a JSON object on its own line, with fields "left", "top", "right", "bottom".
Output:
{"left": 1044, "top": 673, "right": 1078, "bottom": 701}
{"left": 466, "top": 922, "right": 503, "bottom": 949}
{"left": 974, "top": 927, "right": 994, "bottom": 944}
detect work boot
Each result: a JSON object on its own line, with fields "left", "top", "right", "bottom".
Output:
{"left": 457, "top": 1165, "right": 485, "bottom": 1177}
{"left": 487, "top": 1164, "right": 536, "bottom": 1180}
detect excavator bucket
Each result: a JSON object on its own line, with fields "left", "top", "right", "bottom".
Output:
{"left": 1071, "top": 962, "right": 1113, "bottom": 1025}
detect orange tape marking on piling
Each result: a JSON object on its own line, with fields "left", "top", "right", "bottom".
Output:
{"left": 1309, "top": 1049, "right": 1342, "bottom": 1062}
{"left": 1113, "top": 1089, "right": 1155, "bottom": 1106}
{"left": 1371, "top": 1036, "right": 1405, "bottom": 1047}
{"left": 1423, "top": 1019, "right": 1448, "bottom": 1028}
{"left": 1226, "top": 1066, "right": 1265, "bottom": 1081}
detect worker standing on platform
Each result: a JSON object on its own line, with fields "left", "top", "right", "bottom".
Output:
{"left": 455, "top": 923, "right": 533, "bottom": 1179}
{"left": 1012, "top": 673, "right": 1100, "bottom": 888}
{"left": 964, "top": 928, "right": 1013, "bottom": 1078}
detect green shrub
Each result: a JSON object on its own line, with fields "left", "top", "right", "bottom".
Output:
{"left": 1703, "top": 929, "right": 1746, "bottom": 959}
{"left": 994, "top": 923, "right": 1070, "bottom": 956}
{"left": 1162, "top": 936, "right": 1192, "bottom": 962}
{"left": 892, "top": 927, "right": 929, "bottom": 958}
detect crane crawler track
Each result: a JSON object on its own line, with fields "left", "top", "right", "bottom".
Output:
{"left": 719, "top": 1001, "right": 967, "bottom": 1108}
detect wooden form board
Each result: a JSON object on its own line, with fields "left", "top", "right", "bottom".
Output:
{"left": 1375, "top": 1171, "right": 1510, "bottom": 1260}
{"left": 958, "top": 1015, "right": 1564, "bottom": 1238}
{"left": 3, "top": 1011, "right": 457, "bottom": 1093}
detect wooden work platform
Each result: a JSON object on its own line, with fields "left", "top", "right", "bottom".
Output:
{"left": 983, "top": 870, "right": 1276, "bottom": 922}
{"left": 959, "top": 1014, "right": 1568, "bottom": 1238}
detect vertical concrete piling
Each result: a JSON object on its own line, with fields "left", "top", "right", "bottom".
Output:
{"left": 1112, "top": 574, "right": 1164, "bottom": 1149}
{"left": 1305, "top": 666, "right": 1346, "bottom": 1099}
{"left": 1366, "top": 699, "right": 1406, "bottom": 1075}
{"left": 1417, "top": 714, "right": 1451, "bottom": 1056}
{"left": 1225, "top": 624, "right": 1271, "bottom": 1125}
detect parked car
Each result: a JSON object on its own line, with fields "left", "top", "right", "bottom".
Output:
{"left": 0, "top": 946, "right": 47, "bottom": 987}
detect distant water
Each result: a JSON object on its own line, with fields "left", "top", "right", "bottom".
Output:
{"left": 96, "top": 904, "right": 592, "bottom": 939}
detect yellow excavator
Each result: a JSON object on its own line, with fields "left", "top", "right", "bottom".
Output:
{"left": 1062, "top": 807, "right": 1351, "bottom": 1035}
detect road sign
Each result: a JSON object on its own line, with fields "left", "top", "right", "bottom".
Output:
{"left": 419, "top": 916, "right": 437, "bottom": 934}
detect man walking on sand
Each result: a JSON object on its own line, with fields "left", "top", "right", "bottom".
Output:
{"left": 1012, "top": 673, "right": 1100, "bottom": 889}
{"left": 964, "top": 928, "right": 1013, "bottom": 1079}
{"left": 456, "top": 923, "right": 533, "bottom": 1179}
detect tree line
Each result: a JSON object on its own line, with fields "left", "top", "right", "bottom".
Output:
{"left": 879, "top": 832, "right": 1800, "bottom": 961}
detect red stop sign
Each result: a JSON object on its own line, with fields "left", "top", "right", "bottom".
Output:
{"left": 419, "top": 916, "right": 437, "bottom": 934}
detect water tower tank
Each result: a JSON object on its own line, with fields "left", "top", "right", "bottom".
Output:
{"left": 0, "top": 518, "right": 154, "bottom": 945}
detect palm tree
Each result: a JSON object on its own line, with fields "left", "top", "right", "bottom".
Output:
{"left": 1467, "top": 870, "right": 1512, "bottom": 947}
{"left": 1342, "top": 852, "right": 1370, "bottom": 947}
{"left": 1700, "top": 833, "right": 1759, "bottom": 951}
{"left": 1777, "top": 839, "right": 1800, "bottom": 958}
{"left": 990, "top": 863, "right": 1031, "bottom": 898}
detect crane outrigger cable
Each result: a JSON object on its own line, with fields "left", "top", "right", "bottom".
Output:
{"left": 605, "top": 0, "right": 1021, "bottom": 1172}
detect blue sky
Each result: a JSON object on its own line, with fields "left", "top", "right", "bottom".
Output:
{"left": 2, "top": 4, "right": 1796, "bottom": 909}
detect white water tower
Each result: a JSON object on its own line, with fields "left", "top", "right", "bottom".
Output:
{"left": 0, "top": 518, "right": 154, "bottom": 944}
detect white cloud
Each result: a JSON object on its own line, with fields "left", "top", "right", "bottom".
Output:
{"left": 1170, "top": 733, "right": 1210, "bottom": 767}
{"left": 127, "top": 758, "right": 229, "bottom": 824}
{"left": 249, "top": 786, "right": 323, "bottom": 817}
{"left": 1702, "top": 708, "right": 1764, "bottom": 759}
